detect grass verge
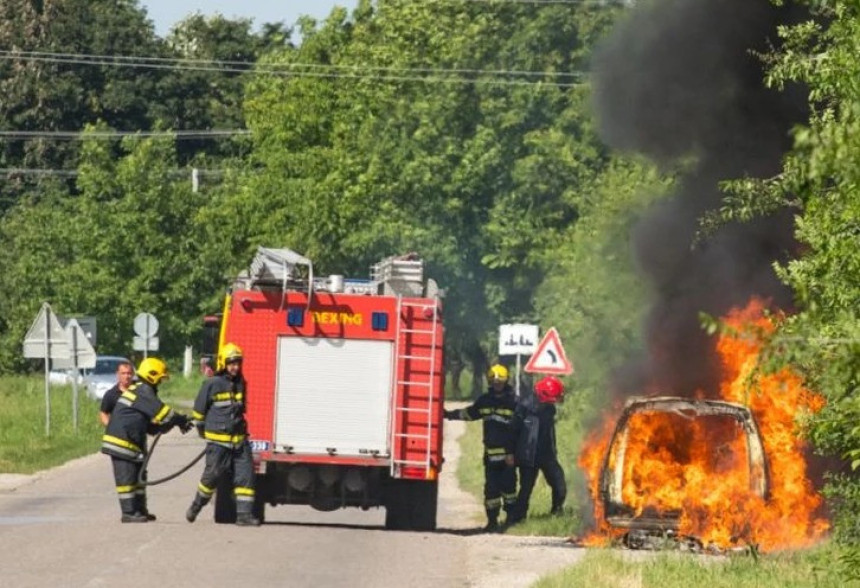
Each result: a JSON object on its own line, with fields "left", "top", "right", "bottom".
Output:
{"left": 0, "top": 373, "right": 203, "bottom": 474}
{"left": 534, "top": 544, "right": 855, "bottom": 588}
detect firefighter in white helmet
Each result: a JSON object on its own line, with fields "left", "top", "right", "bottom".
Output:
{"left": 186, "top": 343, "right": 260, "bottom": 526}
{"left": 444, "top": 363, "right": 518, "bottom": 531}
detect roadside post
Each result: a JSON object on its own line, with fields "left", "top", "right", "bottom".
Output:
{"left": 23, "top": 303, "right": 69, "bottom": 435}
{"left": 498, "top": 323, "right": 539, "bottom": 397}
{"left": 54, "top": 319, "right": 97, "bottom": 430}
{"left": 133, "top": 312, "right": 159, "bottom": 359}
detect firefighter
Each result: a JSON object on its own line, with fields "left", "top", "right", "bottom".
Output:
{"left": 444, "top": 363, "right": 518, "bottom": 531}
{"left": 508, "top": 376, "right": 567, "bottom": 525}
{"left": 186, "top": 342, "right": 260, "bottom": 526}
{"left": 101, "top": 357, "right": 192, "bottom": 523}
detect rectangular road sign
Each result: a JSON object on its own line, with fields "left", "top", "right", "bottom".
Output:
{"left": 499, "top": 324, "right": 539, "bottom": 356}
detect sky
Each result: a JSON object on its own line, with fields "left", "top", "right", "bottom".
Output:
{"left": 139, "top": 1, "right": 358, "bottom": 37}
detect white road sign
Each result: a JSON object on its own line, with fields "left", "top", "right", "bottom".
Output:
{"left": 134, "top": 312, "right": 159, "bottom": 337}
{"left": 23, "top": 303, "right": 69, "bottom": 360}
{"left": 53, "top": 318, "right": 97, "bottom": 370}
{"left": 498, "top": 324, "right": 539, "bottom": 356}
{"left": 133, "top": 336, "right": 160, "bottom": 352}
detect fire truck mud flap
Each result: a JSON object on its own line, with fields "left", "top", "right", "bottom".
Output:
{"left": 384, "top": 479, "right": 438, "bottom": 532}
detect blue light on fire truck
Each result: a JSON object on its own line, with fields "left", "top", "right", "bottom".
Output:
{"left": 371, "top": 312, "right": 389, "bottom": 331}
{"left": 287, "top": 307, "right": 304, "bottom": 327}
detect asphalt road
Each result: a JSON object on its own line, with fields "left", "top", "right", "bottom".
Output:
{"left": 0, "top": 419, "right": 585, "bottom": 588}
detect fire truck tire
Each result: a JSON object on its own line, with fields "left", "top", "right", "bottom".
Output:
{"left": 214, "top": 475, "right": 237, "bottom": 524}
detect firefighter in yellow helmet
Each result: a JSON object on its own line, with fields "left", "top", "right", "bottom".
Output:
{"left": 186, "top": 342, "right": 260, "bottom": 526}
{"left": 101, "top": 357, "right": 192, "bottom": 522}
{"left": 443, "top": 363, "right": 518, "bottom": 531}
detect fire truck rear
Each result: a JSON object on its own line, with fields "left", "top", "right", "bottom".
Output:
{"left": 213, "top": 247, "right": 445, "bottom": 531}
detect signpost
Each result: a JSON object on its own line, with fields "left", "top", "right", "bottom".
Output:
{"left": 498, "top": 323, "right": 539, "bottom": 396}
{"left": 59, "top": 319, "right": 97, "bottom": 430}
{"left": 133, "top": 312, "right": 159, "bottom": 358}
{"left": 23, "top": 303, "right": 70, "bottom": 435}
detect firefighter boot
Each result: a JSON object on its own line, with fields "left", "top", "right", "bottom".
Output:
{"left": 235, "top": 503, "right": 261, "bottom": 527}
{"left": 185, "top": 496, "right": 206, "bottom": 523}
{"left": 119, "top": 498, "right": 148, "bottom": 523}
{"left": 483, "top": 508, "right": 501, "bottom": 533}
{"left": 136, "top": 492, "right": 156, "bottom": 521}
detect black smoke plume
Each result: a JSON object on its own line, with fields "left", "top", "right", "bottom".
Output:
{"left": 592, "top": 0, "right": 808, "bottom": 399}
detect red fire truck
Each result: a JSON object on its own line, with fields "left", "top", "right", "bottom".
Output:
{"left": 211, "top": 247, "right": 445, "bottom": 530}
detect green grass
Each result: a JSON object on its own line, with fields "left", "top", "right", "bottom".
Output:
{"left": 0, "top": 373, "right": 204, "bottom": 474}
{"left": 0, "top": 375, "right": 103, "bottom": 473}
{"left": 534, "top": 544, "right": 858, "bottom": 588}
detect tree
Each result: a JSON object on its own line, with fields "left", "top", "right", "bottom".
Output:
{"left": 718, "top": 2, "right": 860, "bottom": 544}
{"left": 237, "top": 0, "right": 621, "bottom": 394}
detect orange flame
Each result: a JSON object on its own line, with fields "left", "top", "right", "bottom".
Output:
{"left": 578, "top": 298, "right": 829, "bottom": 550}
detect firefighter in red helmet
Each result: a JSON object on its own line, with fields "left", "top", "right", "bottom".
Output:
{"left": 507, "top": 376, "right": 567, "bottom": 525}
{"left": 444, "top": 364, "right": 518, "bottom": 531}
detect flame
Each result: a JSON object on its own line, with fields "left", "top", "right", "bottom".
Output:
{"left": 578, "top": 298, "right": 829, "bottom": 550}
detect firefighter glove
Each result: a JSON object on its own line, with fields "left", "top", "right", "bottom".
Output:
{"left": 175, "top": 414, "right": 194, "bottom": 434}
{"left": 443, "top": 409, "right": 456, "bottom": 420}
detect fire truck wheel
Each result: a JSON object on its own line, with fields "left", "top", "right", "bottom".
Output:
{"left": 214, "top": 475, "right": 237, "bottom": 524}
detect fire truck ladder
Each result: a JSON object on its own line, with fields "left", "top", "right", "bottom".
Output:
{"left": 390, "top": 297, "right": 439, "bottom": 477}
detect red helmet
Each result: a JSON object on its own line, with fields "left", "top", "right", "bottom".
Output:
{"left": 534, "top": 376, "right": 564, "bottom": 403}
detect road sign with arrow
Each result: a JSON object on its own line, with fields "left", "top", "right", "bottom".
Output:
{"left": 524, "top": 327, "right": 573, "bottom": 375}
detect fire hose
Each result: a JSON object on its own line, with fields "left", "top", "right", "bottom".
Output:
{"left": 138, "top": 431, "right": 206, "bottom": 486}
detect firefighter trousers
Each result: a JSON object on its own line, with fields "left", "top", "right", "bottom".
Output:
{"left": 111, "top": 456, "right": 147, "bottom": 516}
{"left": 191, "top": 441, "right": 255, "bottom": 513}
{"left": 483, "top": 458, "right": 517, "bottom": 523}
{"left": 515, "top": 456, "right": 566, "bottom": 519}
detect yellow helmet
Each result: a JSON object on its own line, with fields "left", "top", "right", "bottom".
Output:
{"left": 487, "top": 364, "right": 509, "bottom": 383}
{"left": 217, "top": 342, "right": 244, "bottom": 371}
{"left": 137, "top": 357, "right": 168, "bottom": 386}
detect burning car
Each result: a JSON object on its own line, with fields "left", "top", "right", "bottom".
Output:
{"left": 598, "top": 396, "right": 769, "bottom": 549}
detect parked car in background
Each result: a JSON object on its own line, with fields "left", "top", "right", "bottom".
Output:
{"left": 83, "top": 356, "right": 132, "bottom": 401}
{"left": 48, "top": 368, "right": 82, "bottom": 386}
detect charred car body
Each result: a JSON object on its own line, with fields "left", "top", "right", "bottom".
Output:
{"left": 599, "top": 396, "right": 769, "bottom": 548}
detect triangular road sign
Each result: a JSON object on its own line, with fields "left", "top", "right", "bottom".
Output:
{"left": 53, "top": 319, "right": 97, "bottom": 370}
{"left": 23, "top": 302, "right": 70, "bottom": 360}
{"left": 524, "top": 327, "right": 573, "bottom": 375}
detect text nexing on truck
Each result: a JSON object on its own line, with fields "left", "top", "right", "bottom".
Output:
{"left": 209, "top": 247, "right": 445, "bottom": 531}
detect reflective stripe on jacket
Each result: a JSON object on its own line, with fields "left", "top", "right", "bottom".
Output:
{"left": 101, "top": 382, "right": 177, "bottom": 462}
{"left": 192, "top": 372, "right": 248, "bottom": 448}
{"left": 450, "top": 386, "right": 517, "bottom": 456}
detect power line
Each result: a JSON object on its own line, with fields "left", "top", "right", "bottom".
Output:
{"left": 0, "top": 168, "right": 229, "bottom": 177}
{"left": 0, "top": 51, "right": 587, "bottom": 88}
{"left": 0, "top": 50, "right": 585, "bottom": 79}
{"left": 0, "top": 130, "right": 250, "bottom": 140}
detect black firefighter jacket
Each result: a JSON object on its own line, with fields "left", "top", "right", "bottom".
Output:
{"left": 513, "top": 393, "right": 559, "bottom": 468}
{"left": 448, "top": 386, "right": 517, "bottom": 462}
{"left": 191, "top": 372, "right": 248, "bottom": 448}
{"left": 101, "top": 381, "right": 183, "bottom": 462}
